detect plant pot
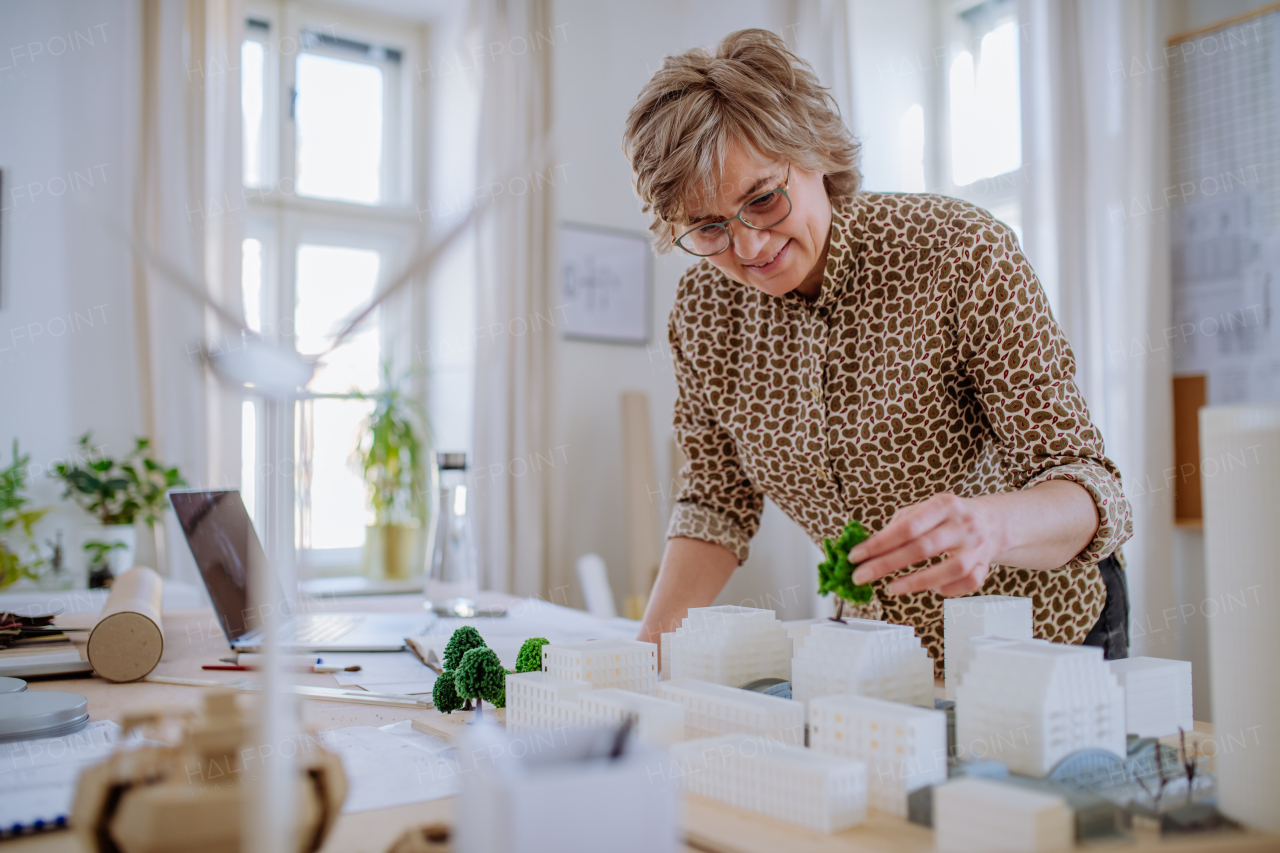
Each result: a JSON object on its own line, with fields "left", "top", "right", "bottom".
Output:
{"left": 83, "top": 524, "right": 136, "bottom": 588}
{"left": 363, "top": 523, "right": 424, "bottom": 581}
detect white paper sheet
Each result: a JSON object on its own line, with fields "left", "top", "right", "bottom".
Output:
{"left": 352, "top": 680, "right": 437, "bottom": 696}
{"left": 317, "top": 720, "right": 459, "bottom": 813}
{"left": 318, "top": 651, "right": 437, "bottom": 687}
{"left": 0, "top": 720, "right": 123, "bottom": 831}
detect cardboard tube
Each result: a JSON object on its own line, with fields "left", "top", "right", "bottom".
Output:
{"left": 87, "top": 566, "right": 164, "bottom": 683}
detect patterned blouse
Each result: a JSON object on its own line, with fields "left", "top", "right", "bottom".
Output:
{"left": 666, "top": 192, "right": 1133, "bottom": 676}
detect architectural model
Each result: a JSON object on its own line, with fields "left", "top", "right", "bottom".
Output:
{"left": 541, "top": 638, "right": 657, "bottom": 693}
{"left": 943, "top": 595, "right": 1033, "bottom": 700}
{"left": 504, "top": 673, "right": 687, "bottom": 745}
{"left": 1108, "top": 657, "right": 1193, "bottom": 738}
{"left": 669, "top": 733, "right": 868, "bottom": 833}
{"left": 577, "top": 688, "right": 686, "bottom": 746}
{"left": 933, "top": 777, "right": 1072, "bottom": 853}
{"left": 664, "top": 605, "right": 792, "bottom": 686}
{"left": 790, "top": 619, "right": 933, "bottom": 707}
{"left": 956, "top": 641, "right": 1125, "bottom": 776}
{"left": 808, "top": 694, "right": 948, "bottom": 816}
{"left": 655, "top": 678, "right": 803, "bottom": 744}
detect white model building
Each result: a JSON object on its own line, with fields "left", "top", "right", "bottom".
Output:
{"left": 655, "top": 679, "right": 804, "bottom": 745}
{"left": 541, "top": 638, "right": 657, "bottom": 694}
{"left": 934, "top": 777, "right": 1072, "bottom": 853}
{"left": 504, "top": 671, "right": 597, "bottom": 731}
{"left": 1108, "top": 657, "right": 1194, "bottom": 737}
{"left": 943, "top": 595, "right": 1033, "bottom": 700}
{"left": 956, "top": 641, "right": 1125, "bottom": 776}
{"left": 808, "top": 694, "right": 948, "bottom": 816}
{"left": 790, "top": 620, "right": 934, "bottom": 707}
{"left": 577, "top": 688, "right": 686, "bottom": 746}
{"left": 670, "top": 733, "right": 868, "bottom": 833}
{"left": 665, "top": 605, "right": 792, "bottom": 686}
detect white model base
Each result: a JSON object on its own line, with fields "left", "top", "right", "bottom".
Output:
{"left": 791, "top": 619, "right": 933, "bottom": 707}
{"left": 808, "top": 694, "right": 947, "bottom": 816}
{"left": 943, "top": 595, "right": 1033, "bottom": 700}
{"left": 934, "top": 777, "right": 1071, "bottom": 853}
{"left": 655, "top": 679, "right": 803, "bottom": 745}
{"left": 956, "top": 640, "right": 1125, "bottom": 776}
{"left": 670, "top": 734, "right": 867, "bottom": 833}
{"left": 667, "top": 606, "right": 792, "bottom": 686}
{"left": 1108, "top": 656, "right": 1193, "bottom": 737}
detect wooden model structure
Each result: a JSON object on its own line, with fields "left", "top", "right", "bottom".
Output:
{"left": 72, "top": 690, "right": 346, "bottom": 853}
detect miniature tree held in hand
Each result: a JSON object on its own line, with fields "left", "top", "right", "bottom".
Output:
{"left": 515, "top": 637, "right": 549, "bottom": 673}
{"left": 455, "top": 647, "right": 507, "bottom": 717}
{"left": 432, "top": 670, "right": 464, "bottom": 713}
{"left": 817, "top": 519, "right": 874, "bottom": 616}
{"left": 443, "top": 625, "right": 487, "bottom": 671}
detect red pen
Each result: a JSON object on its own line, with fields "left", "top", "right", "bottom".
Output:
{"left": 201, "top": 664, "right": 361, "bottom": 672}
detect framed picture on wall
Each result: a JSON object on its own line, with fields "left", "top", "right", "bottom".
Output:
{"left": 559, "top": 223, "right": 651, "bottom": 345}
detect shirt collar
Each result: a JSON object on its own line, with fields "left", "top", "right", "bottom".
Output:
{"left": 780, "top": 198, "right": 860, "bottom": 311}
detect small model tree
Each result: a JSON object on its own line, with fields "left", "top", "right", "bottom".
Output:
{"left": 515, "top": 637, "right": 549, "bottom": 673}
{"left": 443, "top": 626, "right": 487, "bottom": 670}
{"left": 432, "top": 669, "right": 464, "bottom": 713}
{"left": 817, "top": 518, "right": 874, "bottom": 619}
{"left": 455, "top": 647, "right": 506, "bottom": 718}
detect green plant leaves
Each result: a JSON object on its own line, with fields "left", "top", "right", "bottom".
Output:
{"left": 443, "top": 626, "right": 486, "bottom": 671}
{"left": 455, "top": 646, "right": 506, "bottom": 708}
{"left": 50, "top": 432, "right": 186, "bottom": 527}
{"left": 1, "top": 440, "right": 49, "bottom": 589}
{"left": 432, "top": 669, "right": 464, "bottom": 713}
{"left": 515, "top": 637, "right": 549, "bottom": 673}
{"left": 817, "top": 518, "right": 874, "bottom": 605}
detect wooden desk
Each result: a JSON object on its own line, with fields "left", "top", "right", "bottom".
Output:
{"left": 8, "top": 598, "right": 1280, "bottom": 853}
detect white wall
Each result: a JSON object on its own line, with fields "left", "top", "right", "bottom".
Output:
{"left": 0, "top": 1, "right": 144, "bottom": 573}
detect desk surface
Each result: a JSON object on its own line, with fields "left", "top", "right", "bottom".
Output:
{"left": 7, "top": 594, "right": 1279, "bottom": 853}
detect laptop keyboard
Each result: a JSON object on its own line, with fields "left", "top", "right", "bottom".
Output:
{"left": 288, "top": 614, "right": 364, "bottom": 644}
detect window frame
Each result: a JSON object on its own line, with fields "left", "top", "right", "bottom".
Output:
{"left": 241, "top": 2, "right": 430, "bottom": 578}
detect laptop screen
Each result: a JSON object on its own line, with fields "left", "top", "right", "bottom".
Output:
{"left": 169, "top": 490, "right": 278, "bottom": 643}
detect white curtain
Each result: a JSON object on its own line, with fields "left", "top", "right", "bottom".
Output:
{"left": 470, "top": 0, "right": 556, "bottom": 597}
{"left": 1019, "top": 0, "right": 1175, "bottom": 655}
{"left": 135, "top": 0, "right": 243, "bottom": 579}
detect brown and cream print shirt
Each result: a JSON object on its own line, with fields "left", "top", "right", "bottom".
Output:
{"left": 666, "top": 192, "right": 1133, "bottom": 676}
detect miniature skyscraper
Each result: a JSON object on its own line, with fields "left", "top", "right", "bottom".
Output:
{"left": 665, "top": 605, "right": 792, "bottom": 686}
{"left": 1109, "top": 657, "right": 1193, "bottom": 737}
{"left": 791, "top": 620, "right": 933, "bottom": 707}
{"left": 943, "top": 595, "right": 1033, "bottom": 700}
{"left": 956, "top": 641, "right": 1125, "bottom": 776}
{"left": 669, "top": 733, "right": 868, "bottom": 832}
{"left": 808, "top": 694, "right": 948, "bottom": 816}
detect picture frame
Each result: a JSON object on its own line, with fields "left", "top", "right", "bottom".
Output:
{"left": 559, "top": 223, "right": 651, "bottom": 345}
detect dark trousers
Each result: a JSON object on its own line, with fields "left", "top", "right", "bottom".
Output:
{"left": 1082, "top": 554, "right": 1129, "bottom": 659}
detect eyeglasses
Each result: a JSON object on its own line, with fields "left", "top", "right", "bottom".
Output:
{"left": 672, "top": 166, "right": 793, "bottom": 257}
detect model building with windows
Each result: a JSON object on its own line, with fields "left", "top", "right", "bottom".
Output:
{"left": 663, "top": 605, "right": 792, "bottom": 686}
{"left": 541, "top": 638, "right": 658, "bottom": 693}
{"left": 655, "top": 678, "right": 804, "bottom": 745}
{"left": 956, "top": 640, "right": 1125, "bottom": 777}
{"left": 808, "top": 694, "right": 948, "bottom": 817}
{"left": 504, "top": 671, "right": 597, "bottom": 731}
{"left": 943, "top": 595, "right": 1033, "bottom": 700}
{"left": 1108, "top": 656, "right": 1193, "bottom": 737}
{"left": 578, "top": 688, "right": 686, "bottom": 746}
{"left": 670, "top": 733, "right": 868, "bottom": 833}
{"left": 790, "top": 619, "right": 933, "bottom": 707}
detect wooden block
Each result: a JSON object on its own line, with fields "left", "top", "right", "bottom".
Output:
{"left": 412, "top": 707, "right": 506, "bottom": 743}
{"left": 1172, "top": 374, "right": 1207, "bottom": 523}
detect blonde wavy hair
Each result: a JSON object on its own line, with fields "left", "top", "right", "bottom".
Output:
{"left": 622, "top": 28, "right": 861, "bottom": 253}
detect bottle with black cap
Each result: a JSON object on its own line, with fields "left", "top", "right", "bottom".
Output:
{"left": 425, "top": 452, "right": 479, "bottom": 617}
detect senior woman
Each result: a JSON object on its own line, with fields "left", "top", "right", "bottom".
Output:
{"left": 624, "top": 29, "right": 1133, "bottom": 677}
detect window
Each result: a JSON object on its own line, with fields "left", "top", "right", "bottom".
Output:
{"left": 941, "top": 0, "right": 1023, "bottom": 239}
{"left": 239, "top": 5, "right": 424, "bottom": 578}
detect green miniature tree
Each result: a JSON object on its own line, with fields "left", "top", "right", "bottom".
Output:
{"left": 455, "top": 647, "right": 506, "bottom": 716}
{"left": 443, "top": 625, "right": 487, "bottom": 671}
{"left": 817, "top": 518, "right": 874, "bottom": 617}
{"left": 432, "top": 669, "right": 465, "bottom": 713}
{"left": 515, "top": 637, "right": 549, "bottom": 673}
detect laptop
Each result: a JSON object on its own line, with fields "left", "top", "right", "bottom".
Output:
{"left": 169, "top": 489, "right": 432, "bottom": 652}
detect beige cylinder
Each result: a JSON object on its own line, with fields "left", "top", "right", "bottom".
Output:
{"left": 87, "top": 566, "right": 164, "bottom": 683}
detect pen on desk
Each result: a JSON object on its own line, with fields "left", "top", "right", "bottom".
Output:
{"left": 202, "top": 664, "right": 362, "bottom": 672}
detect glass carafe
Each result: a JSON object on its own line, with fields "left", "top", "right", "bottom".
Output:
{"left": 425, "top": 451, "right": 478, "bottom": 616}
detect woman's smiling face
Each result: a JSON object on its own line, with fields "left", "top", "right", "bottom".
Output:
{"left": 677, "top": 140, "right": 833, "bottom": 300}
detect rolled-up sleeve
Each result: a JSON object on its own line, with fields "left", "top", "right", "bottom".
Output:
{"left": 952, "top": 215, "right": 1133, "bottom": 570}
{"left": 666, "top": 313, "right": 764, "bottom": 564}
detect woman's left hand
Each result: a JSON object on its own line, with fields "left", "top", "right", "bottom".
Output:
{"left": 846, "top": 492, "right": 1005, "bottom": 597}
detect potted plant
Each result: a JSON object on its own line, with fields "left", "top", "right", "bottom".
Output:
{"left": 52, "top": 433, "right": 185, "bottom": 582}
{"left": 356, "top": 368, "right": 431, "bottom": 580}
{"left": 1, "top": 440, "right": 50, "bottom": 589}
